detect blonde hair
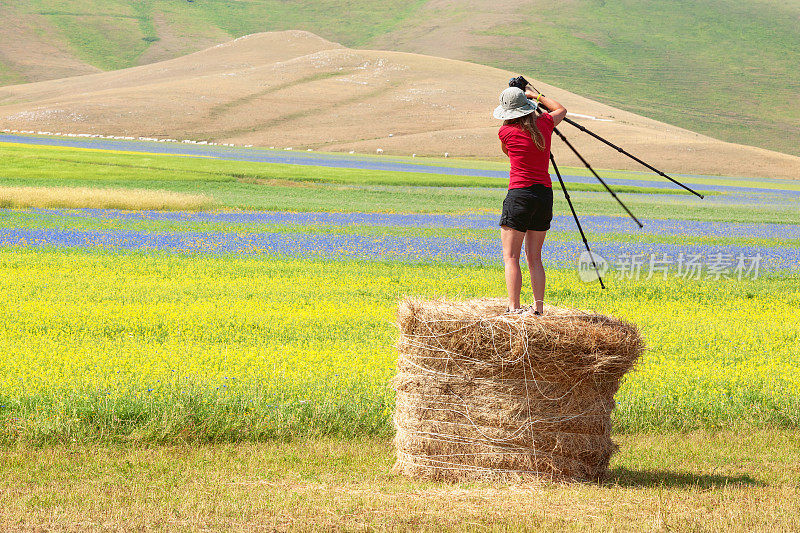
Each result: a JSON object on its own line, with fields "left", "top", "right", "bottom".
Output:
{"left": 504, "top": 112, "right": 545, "bottom": 151}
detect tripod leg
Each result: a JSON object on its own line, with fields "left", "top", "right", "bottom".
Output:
{"left": 553, "top": 127, "right": 644, "bottom": 228}
{"left": 562, "top": 116, "right": 705, "bottom": 199}
{"left": 550, "top": 153, "right": 606, "bottom": 289}
{"left": 527, "top": 82, "right": 703, "bottom": 199}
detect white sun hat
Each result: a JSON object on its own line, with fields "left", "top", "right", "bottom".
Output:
{"left": 493, "top": 87, "right": 538, "bottom": 120}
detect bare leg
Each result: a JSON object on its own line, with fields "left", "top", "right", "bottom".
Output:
{"left": 524, "top": 230, "right": 547, "bottom": 314}
{"left": 501, "top": 226, "right": 526, "bottom": 310}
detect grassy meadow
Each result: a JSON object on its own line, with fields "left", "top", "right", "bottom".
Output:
{"left": 0, "top": 142, "right": 798, "bottom": 443}
{"left": 1, "top": 141, "right": 798, "bottom": 529}
{"left": 6, "top": 142, "right": 800, "bottom": 226}
{"left": 2, "top": 431, "right": 798, "bottom": 531}
{"left": 0, "top": 142, "right": 694, "bottom": 194}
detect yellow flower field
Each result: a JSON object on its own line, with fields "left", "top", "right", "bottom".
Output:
{"left": 0, "top": 249, "right": 797, "bottom": 443}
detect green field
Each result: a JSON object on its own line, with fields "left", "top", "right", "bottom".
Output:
{"left": 1, "top": 142, "right": 798, "bottom": 529}
{"left": 7, "top": 142, "right": 800, "bottom": 226}
{"left": 1, "top": 143, "right": 798, "bottom": 443}
{"left": 0, "top": 143, "right": 691, "bottom": 195}
{"left": 2, "top": 0, "right": 799, "bottom": 157}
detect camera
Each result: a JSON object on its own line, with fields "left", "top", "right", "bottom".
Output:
{"left": 508, "top": 76, "right": 529, "bottom": 90}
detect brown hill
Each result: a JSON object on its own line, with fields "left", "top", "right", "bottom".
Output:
{"left": 0, "top": 3, "right": 101, "bottom": 84}
{"left": 1, "top": 31, "right": 798, "bottom": 179}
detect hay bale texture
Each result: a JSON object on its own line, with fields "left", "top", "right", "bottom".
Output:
{"left": 392, "top": 297, "right": 645, "bottom": 482}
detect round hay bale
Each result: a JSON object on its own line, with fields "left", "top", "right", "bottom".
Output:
{"left": 392, "top": 297, "right": 645, "bottom": 482}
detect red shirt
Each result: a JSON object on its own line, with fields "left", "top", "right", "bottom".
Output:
{"left": 498, "top": 113, "right": 555, "bottom": 189}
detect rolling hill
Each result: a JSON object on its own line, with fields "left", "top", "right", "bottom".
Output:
{"left": 0, "top": 0, "right": 797, "bottom": 158}
{"left": 2, "top": 31, "right": 799, "bottom": 179}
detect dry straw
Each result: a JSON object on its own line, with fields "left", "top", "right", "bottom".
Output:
{"left": 392, "top": 297, "right": 645, "bottom": 482}
{"left": 0, "top": 186, "right": 214, "bottom": 211}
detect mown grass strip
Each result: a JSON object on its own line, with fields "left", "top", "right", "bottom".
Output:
{"left": 1, "top": 430, "right": 798, "bottom": 531}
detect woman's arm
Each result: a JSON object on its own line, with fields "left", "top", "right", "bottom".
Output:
{"left": 525, "top": 87, "right": 567, "bottom": 126}
{"left": 501, "top": 141, "right": 508, "bottom": 156}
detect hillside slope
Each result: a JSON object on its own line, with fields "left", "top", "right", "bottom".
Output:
{"left": 2, "top": 31, "right": 798, "bottom": 179}
{"left": 0, "top": 0, "right": 797, "bottom": 158}
{"left": 371, "top": 0, "right": 800, "bottom": 158}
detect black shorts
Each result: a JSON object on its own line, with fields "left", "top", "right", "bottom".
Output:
{"left": 499, "top": 185, "right": 553, "bottom": 232}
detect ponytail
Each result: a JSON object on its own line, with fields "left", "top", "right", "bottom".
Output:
{"left": 503, "top": 112, "right": 545, "bottom": 151}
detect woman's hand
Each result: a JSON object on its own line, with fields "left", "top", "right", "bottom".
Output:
{"left": 528, "top": 86, "right": 567, "bottom": 126}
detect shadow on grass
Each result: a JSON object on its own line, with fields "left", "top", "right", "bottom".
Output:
{"left": 607, "top": 466, "right": 764, "bottom": 488}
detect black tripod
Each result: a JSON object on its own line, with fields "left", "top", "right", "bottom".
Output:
{"left": 507, "top": 75, "right": 704, "bottom": 287}
{"left": 549, "top": 153, "right": 607, "bottom": 289}
{"left": 552, "top": 126, "right": 644, "bottom": 228}
{"left": 559, "top": 115, "right": 705, "bottom": 199}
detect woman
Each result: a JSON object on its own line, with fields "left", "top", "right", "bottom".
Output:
{"left": 493, "top": 85, "right": 567, "bottom": 315}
